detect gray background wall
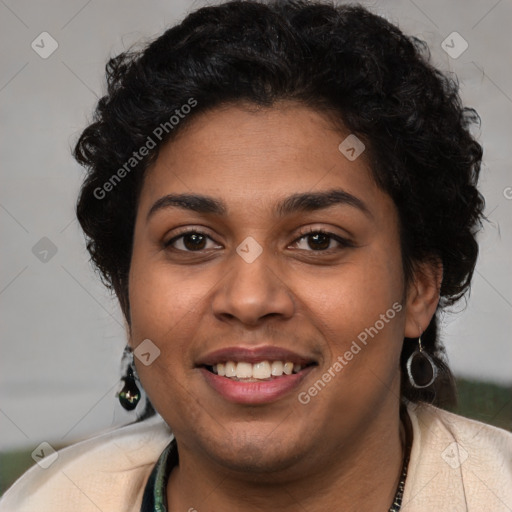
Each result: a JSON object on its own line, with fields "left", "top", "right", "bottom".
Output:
{"left": 1, "top": 0, "right": 511, "bottom": 451}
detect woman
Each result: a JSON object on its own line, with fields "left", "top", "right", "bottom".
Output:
{"left": 2, "top": 1, "right": 511, "bottom": 511}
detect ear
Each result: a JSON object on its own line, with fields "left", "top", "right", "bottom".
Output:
{"left": 404, "top": 259, "right": 443, "bottom": 337}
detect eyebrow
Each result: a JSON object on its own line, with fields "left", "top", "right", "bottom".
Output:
{"left": 146, "top": 188, "right": 372, "bottom": 222}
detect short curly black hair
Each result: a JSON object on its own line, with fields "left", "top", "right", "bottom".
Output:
{"left": 74, "top": 0, "right": 485, "bottom": 406}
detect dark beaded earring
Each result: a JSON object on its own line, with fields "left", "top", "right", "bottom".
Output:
{"left": 117, "top": 348, "right": 141, "bottom": 411}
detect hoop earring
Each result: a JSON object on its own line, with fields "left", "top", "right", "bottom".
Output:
{"left": 117, "top": 347, "right": 141, "bottom": 411}
{"left": 406, "top": 336, "right": 438, "bottom": 389}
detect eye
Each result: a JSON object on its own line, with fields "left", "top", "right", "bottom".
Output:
{"left": 164, "top": 228, "right": 353, "bottom": 253}
{"left": 164, "top": 230, "right": 221, "bottom": 252}
{"left": 290, "top": 228, "right": 354, "bottom": 251}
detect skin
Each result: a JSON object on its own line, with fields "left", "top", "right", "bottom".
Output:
{"left": 128, "top": 102, "right": 441, "bottom": 511}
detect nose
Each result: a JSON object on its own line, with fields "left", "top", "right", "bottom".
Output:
{"left": 211, "top": 242, "right": 295, "bottom": 326}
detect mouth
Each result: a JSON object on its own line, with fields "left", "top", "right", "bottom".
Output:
{"left": 196, "top": 346, "right": 318, "bottom": 404}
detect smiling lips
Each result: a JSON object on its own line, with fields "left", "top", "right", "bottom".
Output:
{"left": 197, "top": 346, "right": 317, "bottom": 404}
{"left": 209, "top": 360, "right": 305, "bottom": 380}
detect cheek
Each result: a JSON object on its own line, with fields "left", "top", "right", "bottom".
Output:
{"left": 129, "top": 251, "right": 215, "bottom": 340}
{"left": 128, "top": 254, "right": 190, "bottom": 383}
{"left": 127, "top": 250, "right": 229, "bottom": 411}
{"left": 301, "top": 250, "right": 405, "bottom": 403}
{"left": 304, "top": 253, "right": 403, "bottom": 337}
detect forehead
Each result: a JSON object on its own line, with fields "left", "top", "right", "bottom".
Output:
{"left": 139, "top": 102, "right": 386, "bottom": 219}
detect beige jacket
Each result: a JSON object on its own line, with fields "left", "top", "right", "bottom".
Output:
{"left": 1, "top": 403, "right": 511, "bottom": 511}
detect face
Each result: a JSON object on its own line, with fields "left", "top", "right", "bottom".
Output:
{"left": 128, "top": 102, "right": 412, "bottom": 476}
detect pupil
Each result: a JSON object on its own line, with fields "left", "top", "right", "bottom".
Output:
{"left": 184, "top": 233, "right": 206, "bottom": 250}
{"left": 309, "top": 233, "right": 330, "bottom": 250}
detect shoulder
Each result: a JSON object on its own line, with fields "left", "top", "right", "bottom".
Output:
{"left": 403, "top": 402, "right": 512, "bottom": 512}
{"left": 0, "top": 416, "right": 173, "bottom": 512}
{"left": 411, "top": 402, "right": 512, "bottom": 466}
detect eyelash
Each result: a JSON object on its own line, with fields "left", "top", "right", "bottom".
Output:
{"left": 164, "top": 227, "right": 354, "bottom": 253}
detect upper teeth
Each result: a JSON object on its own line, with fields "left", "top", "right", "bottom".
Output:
{"left": 212, "top": 361, "right": 304, "bottom": 380}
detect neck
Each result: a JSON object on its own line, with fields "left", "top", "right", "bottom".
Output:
{"left": 167, "top": 402, "right": 405, "bottom": 512}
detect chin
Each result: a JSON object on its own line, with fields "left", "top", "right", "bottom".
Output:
{"left": 196, "top": 426, "right": 308, "bottom": 476}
